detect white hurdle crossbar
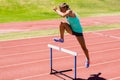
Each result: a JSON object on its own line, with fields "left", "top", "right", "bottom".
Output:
{"left": 48, "top": 44, "right": 77, "bottom": 80}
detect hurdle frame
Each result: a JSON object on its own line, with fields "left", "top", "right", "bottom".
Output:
{"left": 48, "top": 44, "right": 77, "bottom": 80}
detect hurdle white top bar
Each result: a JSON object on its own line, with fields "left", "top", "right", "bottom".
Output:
{"left": 48, "top": 44, "right": 60, "bottom": 51}
{"left": 48, "top": 44, "right": 77, "bottom": 56}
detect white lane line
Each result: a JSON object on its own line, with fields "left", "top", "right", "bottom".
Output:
{"left": 14, "top": 73, "right": 50, "bottom": 80}
{"left": 0, "top": 28, "right": 120, "bottom": 42}
{"left": 77, "top": 59, "right": 120, "bottom": 69}
{"left": 94, "top": 32, "right": 120, "bottom": 40}
{"left": 0, "top": 29, "right": 120, "bottom": 49}
{"left": 109, "top": 76, "right": 120, "bottom": 80}
{"left": 0, "top": 49, "right": 49, "bottom": 58}
{"left": 0, "top": 35, "right": 100, "bottom": 49}
{"left": 0, "top": 47, "right": 120, "bottom": 68}
{"left": 1, "top": 28, "right": 119, "bottom": 42}
{"left": 0, "top": 42, "right": 51, "bottom": 49}
{"left": 0, "top": 39, "right": 119, "bottom": 58}
{"left": 0, "top": 56, "right": 71, "bottom": 68}
{"left": 15, "top": 59, "right": 120, "bottom": 80}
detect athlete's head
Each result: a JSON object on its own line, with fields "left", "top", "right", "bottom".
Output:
{"left": 59, "top": 3, "right": 70, "bottom": 13}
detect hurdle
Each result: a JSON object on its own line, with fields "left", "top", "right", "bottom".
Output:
{"left": 48, "top": 44, "right": 77, "bottom": 80}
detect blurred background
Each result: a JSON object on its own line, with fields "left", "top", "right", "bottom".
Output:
{"left": 0, "top": 0, "right": 120, "bottom": 23}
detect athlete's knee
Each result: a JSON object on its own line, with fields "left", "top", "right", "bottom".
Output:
{"left": 61, "top": 22, "right": 68, "bottom": 26}
{"left": 60, "top": 22, "right": 64, "bottom": 27}
{"left": 60, "top": 22, "right": 68, "bottom": 29}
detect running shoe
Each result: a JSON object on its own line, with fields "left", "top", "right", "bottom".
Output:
{"left": 54, "top": 38, "right": 64, "bottom": 43}
{"left": 85, "top": 59, "right": 90, "bottom": 68}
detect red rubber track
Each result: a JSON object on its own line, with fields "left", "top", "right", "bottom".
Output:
{"left": 0, "top": 16, "right": 120, "bottom": 33}
{"left": 0, "top": 29, "right": 120, "bottom": 80}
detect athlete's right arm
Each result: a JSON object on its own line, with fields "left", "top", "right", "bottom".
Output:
{"left": 53, "top": 7, "right": 70, "bottom": 17}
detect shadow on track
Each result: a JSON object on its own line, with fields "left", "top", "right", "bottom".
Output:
{"left": 75, "top": 73, "right": 106, "bottom": 80}
{"left": 53, "top": 72, "right": 106, "bottom": 80}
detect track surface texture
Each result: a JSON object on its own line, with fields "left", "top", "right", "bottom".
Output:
{"left": 0, "top": 16, "right": 120, "bottom": 33}
{"left": 0, "top": 29, "right": 120, "bottom": 80}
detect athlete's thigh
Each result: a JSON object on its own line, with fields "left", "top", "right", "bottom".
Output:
{"left": 76, "top": 36, "right": 87, "bottom": 48}
{"left": 61, "top": 22, "right": 72, "bottom": 34}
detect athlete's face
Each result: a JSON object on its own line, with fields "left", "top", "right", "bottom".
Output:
{"left": 60, "top": 7, "right": 67, "bottom": 13}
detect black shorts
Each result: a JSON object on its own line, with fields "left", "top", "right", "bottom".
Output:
{"left": 72, "top": 31, "right": 83, "bottom": 36}
{"left": 68, "top": 25, "right": 83, "bottom": 36}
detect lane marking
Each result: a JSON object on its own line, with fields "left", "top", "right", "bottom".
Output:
{"left": 15, "top": 59, "right": 120, "bottom": 80}
{"left": 0, "top": 40, "right": 120, "bottom": 57}
{"left": 109, "top": 76, "right": 120, "bottom": 80}
{"left": 0, "top": 29, "right": 119, "bottom": 47}
{"left": 94, "top": 32, "right": 120, "bottom": 40}
{"left": 0, "top": 49, "right": 49, "bottom": 58}
{"left": 0, "top": 47, "right": 120, "bottom": 68}
{"left": 0, "top": 34, "right": 102, "bottom": 49}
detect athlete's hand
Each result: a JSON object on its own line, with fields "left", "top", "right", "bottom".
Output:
{"left": 53, "top": 7, "right": 58, "bottom": 11}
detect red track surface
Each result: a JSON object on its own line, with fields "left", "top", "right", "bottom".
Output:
{"left": 0, "top": 16, "right": 120, "bottom": 33}
{"left": 0, "top": 29, "right": 120, "bottom": 80}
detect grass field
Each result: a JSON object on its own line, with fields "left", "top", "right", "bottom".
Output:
{"left": 0, "top": 0, "right": 120, "bottom": 23}
{"left": 0, "top": 24, "right": 120, "bottom": 41}
{"left": 0, "top": 0, "right": 120, "bottom": 41}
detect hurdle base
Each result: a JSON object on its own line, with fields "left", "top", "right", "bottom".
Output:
{"left": 73, "top": 78, "right": 77, "bottom": 80}
{"left": 50, "top": 69, "right": 72, "bottom": 74}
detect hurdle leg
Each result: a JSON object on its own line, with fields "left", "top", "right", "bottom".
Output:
{"left": 50, "top": 48, "right": 53, "bottom": 74}
{"left": 74, "top": 56, "right": 77, "bottom": 80}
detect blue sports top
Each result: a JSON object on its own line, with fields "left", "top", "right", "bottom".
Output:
{"left": 66, "top": 15, "right": 83, "bottom": 33}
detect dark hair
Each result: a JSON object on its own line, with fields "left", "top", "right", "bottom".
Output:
{"left": 59, "top": 3, "right": 70, "bottom": 10}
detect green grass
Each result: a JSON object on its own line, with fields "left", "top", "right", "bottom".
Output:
{"left": 0, "top": 0, "right": 120, "bottom": 23}
{"left": 0, "top": 24, "right": 119, "bottom": 41}
{"left": 0, "top": 0, "right": 120, "bottom": 41}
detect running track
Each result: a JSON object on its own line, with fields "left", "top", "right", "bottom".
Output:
{"left": 0, "top": 16, "right": 120, "bottom": 33}
{"left": 0, "top": 29, "right": 120, "bottom": 80}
